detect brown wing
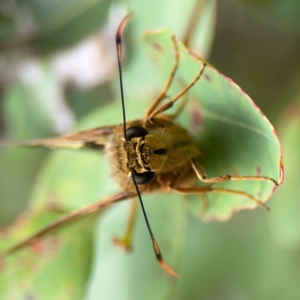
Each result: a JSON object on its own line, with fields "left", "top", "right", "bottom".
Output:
{"left": 0, "top": 125, "right": 116, "bottom": 150}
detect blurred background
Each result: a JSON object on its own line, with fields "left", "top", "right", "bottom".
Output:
{"left": 0, "top": 0, "right": 300, "bottom": 299}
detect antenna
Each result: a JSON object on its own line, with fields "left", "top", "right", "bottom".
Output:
{"left": 115, "top": 14, "right": 179, "bottom": 277}
{"left": 116, "top": 13, "right": 132, "bottom": 140}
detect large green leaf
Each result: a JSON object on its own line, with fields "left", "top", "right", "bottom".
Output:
{"left": 142, "top": 30, "right": 283, "bottom": 221}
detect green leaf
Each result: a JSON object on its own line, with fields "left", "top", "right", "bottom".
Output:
{"left": 0, "top": 211, "right": 93, "bottom": 300}
{"left": 142, "top": 30, "right": 283, "bottom": 221}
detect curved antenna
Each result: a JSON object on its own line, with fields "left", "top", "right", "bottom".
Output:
{"left": 115, "top": 14, "right": 179, "bottom": 277}
{"left": 131, "top": 174, "right": 179, "bottom": 277}
{"left": 116, "top": 13, "right": 133, "bottom": 140}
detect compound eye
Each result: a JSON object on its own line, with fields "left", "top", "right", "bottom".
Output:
{"left": 126, "top": 126, "right": 148, "bottom": 140}
{"left": 132, "top": 171, "right": 155, "bottom": 185}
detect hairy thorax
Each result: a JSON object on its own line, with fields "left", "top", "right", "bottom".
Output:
{"left": 105, "top": 115, "right": 201, "bottom": 193}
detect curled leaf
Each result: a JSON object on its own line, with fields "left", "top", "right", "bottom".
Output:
{"left": 143, "top": 30, "right": 283, "bottom": 221}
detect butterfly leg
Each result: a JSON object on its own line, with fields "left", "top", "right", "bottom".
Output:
{"left": 191, "top": 159, "right": 279, "bottom": 187}
{"left": 147, "top": 62, "right": 206, "bottom": 119}
{"left": 164, "top": 83, "right": 188, "bottom": 120}
{"left": 170, "top": 185, "right": 269, "bottom": 211}
{"left": 145, "top": 35, "right": 179, "bottom": 120}
{"left": 113, "top": 197, "right": 139, "bottom": 251}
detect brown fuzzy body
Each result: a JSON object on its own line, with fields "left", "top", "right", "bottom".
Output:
{"left": 105, "top": 115, "right": 201, "bottom": 193}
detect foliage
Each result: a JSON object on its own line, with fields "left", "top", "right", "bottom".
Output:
{"left": 1, "top": 0, "right": 299, "bottom": 299}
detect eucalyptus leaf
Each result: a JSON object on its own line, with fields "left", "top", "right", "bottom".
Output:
{"left": 142, "top": 30, "right": 283, "bottom": 221}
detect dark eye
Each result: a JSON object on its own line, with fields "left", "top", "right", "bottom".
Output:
{"left": 153, "top": 148, "right": 167, "bottom": 155}
{"left": 126, "top": 126, "right": 148, "bottom": 140}
{"left": 132, "top": 171, "right": 155, "bottom": 185}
